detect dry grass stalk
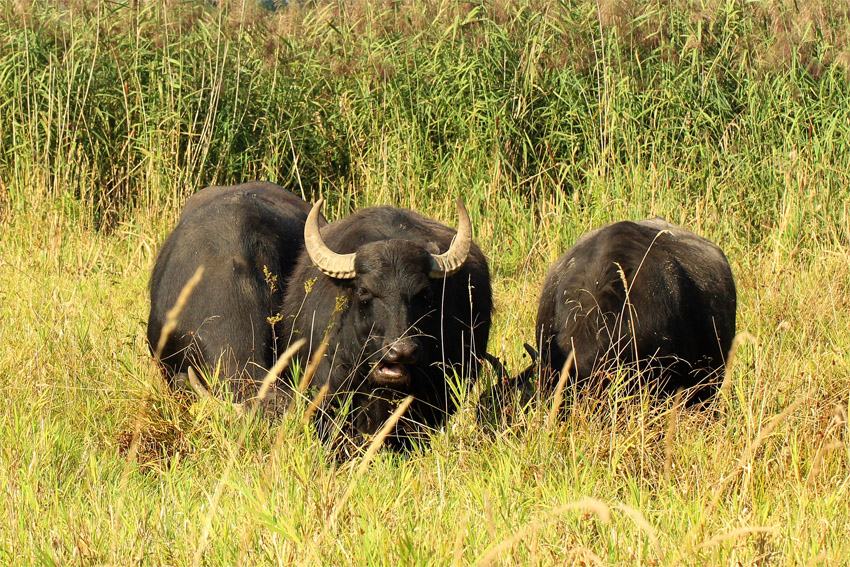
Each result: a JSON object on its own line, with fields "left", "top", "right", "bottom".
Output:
{"left": 452, "top": 510, "right": 470, "bottom": 567}
{"left": 153, "top": 266, "right": 205, "bottom": 360}
{"left": 265, "top": 343, "right": 331, "bottom": 467}
{"left": 663, "top": 390, "right": 684, "bottom": 482}
{"left": 475, "top": 497, "right": 611, "bottom": 566}
{"left": 255, "top": 338, "right": 307, "bottom": 402}
{"left": 694, "top": 526, "right": 778, "bottom": 551}
{"left": 183, "top": 339, "right": 306, "bottom": 416}
{"left": 235, "top": 341, "right": 326, "bottom": 566}
{"left": 806, "top": 439, "right": 844, "bottom": 488}
{"left": 676, "top": 391, "right": 810, "bottom": 563}
{"left": 327, "top": 395, "right": 415, "bottom": 528}
{"left": 565, "top": 546, "right": 605, "bottom": 566}
{"left": 719, "top": 331, "right": 756, "bottom": 395}
{"left": 484, "top": 490, "right": 496, "bottom": 541}
{"left": 111, "top": 265, "right": 204, "bottom": 562}
{"left": 547, "top": 348, "right": 576, "bottom": 428}
{"left": 191, "top": 338, "right": 303, "bottom": 567}
{"left": 297, "top": 339, "right": 328, "bottom": 394}
{"left": 301, "top": 383, "right": 330, "bottom": 426}
{"left": 835, "top": 403, "right": 848, "bottom": 431}
{"left": 727, "top": 392, "right": 810, "bottom": 490}
{"left": 613, "top": 502, "right": 662, "bottom": 559}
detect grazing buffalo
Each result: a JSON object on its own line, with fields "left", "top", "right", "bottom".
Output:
{"left": 148, "top": 182, "right": 322, "bottom": 399}
{"left": 532, "top": 218, "right": 736, "bottom": 404}
{"left": 279, "top": 199, "right": 492, "bottom": 447}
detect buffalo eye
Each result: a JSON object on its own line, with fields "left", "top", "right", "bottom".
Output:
{"left": 412, "top": 286, "right": 434, "bottom": 306}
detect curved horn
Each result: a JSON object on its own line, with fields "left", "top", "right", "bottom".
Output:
{"left": 429, "top": 198, "right": 472, "bottom": 278}
{"left": 304, "top": 198, "right": 356, "bottom": 279}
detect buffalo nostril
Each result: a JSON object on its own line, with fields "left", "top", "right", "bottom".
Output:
{"left": 385, "top": 340, "right": 420, "bottom": 364}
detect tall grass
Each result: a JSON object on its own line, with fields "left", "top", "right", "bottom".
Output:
{"left": 1, "top": 0, "right": 850, "bottom": 565}
{"left": 3, "top": 1, "right": 849, "bottom": 234}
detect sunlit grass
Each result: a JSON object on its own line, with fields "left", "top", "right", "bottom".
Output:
{"left": 1, "top": 1, "right": 849, "bottom": 565}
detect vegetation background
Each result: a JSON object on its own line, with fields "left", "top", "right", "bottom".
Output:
{"left": 1, "top": 0, "right": 849, "bottom": 564}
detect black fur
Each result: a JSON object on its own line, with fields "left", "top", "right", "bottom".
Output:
{"left": 148, "top": 182, "right": 321, "bottom": 399}
{"left": 533, "top": 218, "right": 736, "bottom": 404}
{"left": 280, "top": 206, "right": 492, "bottom": 447}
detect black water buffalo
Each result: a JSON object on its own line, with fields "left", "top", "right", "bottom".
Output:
{"left": 148, "top": 182, "right": 322, "bottom": 399}
{"left": 532, "top": 218, "right": 736, "bottom": 404}
{"left": 279, "top": 199, "right": 492, "bottom": 447}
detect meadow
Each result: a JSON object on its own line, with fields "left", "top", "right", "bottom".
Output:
{"left": 1, "top": 0, "right": 849, "bottom": 564}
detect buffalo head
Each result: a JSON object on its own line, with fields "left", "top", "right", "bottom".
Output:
{"left": 281, "top": 199, "right": 492, "bottom": 447}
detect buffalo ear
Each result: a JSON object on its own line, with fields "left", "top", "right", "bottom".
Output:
{"left": 523, "top": 342, "right": 539, "bottom": 363}
{"left": 424, "top": 241, "right": 440, "bottom": 255}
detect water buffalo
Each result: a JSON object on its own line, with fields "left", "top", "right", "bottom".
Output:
{"left": 532, "top": 217, "right": 736, "bottom": 404}
{"left": 279, "top": 199, "right": 492, "bottom": 447}
{"left": 148, "top": 182, "right": 322, "bottom": 399}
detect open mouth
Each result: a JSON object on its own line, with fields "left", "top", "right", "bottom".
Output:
{"left": 370, "top": 361, "right": 412, "bottom": 387}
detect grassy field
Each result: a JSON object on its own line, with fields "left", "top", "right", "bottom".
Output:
{"left": 2, "top": 0, "right": 850, "bottom": 564}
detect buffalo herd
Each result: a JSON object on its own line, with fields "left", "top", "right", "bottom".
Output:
{"left": 148, "top": 182, "right": 737, "bottom": 447}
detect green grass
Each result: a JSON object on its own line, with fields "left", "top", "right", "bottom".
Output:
{"left": 1, "top": 0, "right": 850, "bottom": 565}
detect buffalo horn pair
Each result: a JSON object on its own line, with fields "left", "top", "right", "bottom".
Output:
{"left": 305, "top": 198, "right": 472, "bottom": 279}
